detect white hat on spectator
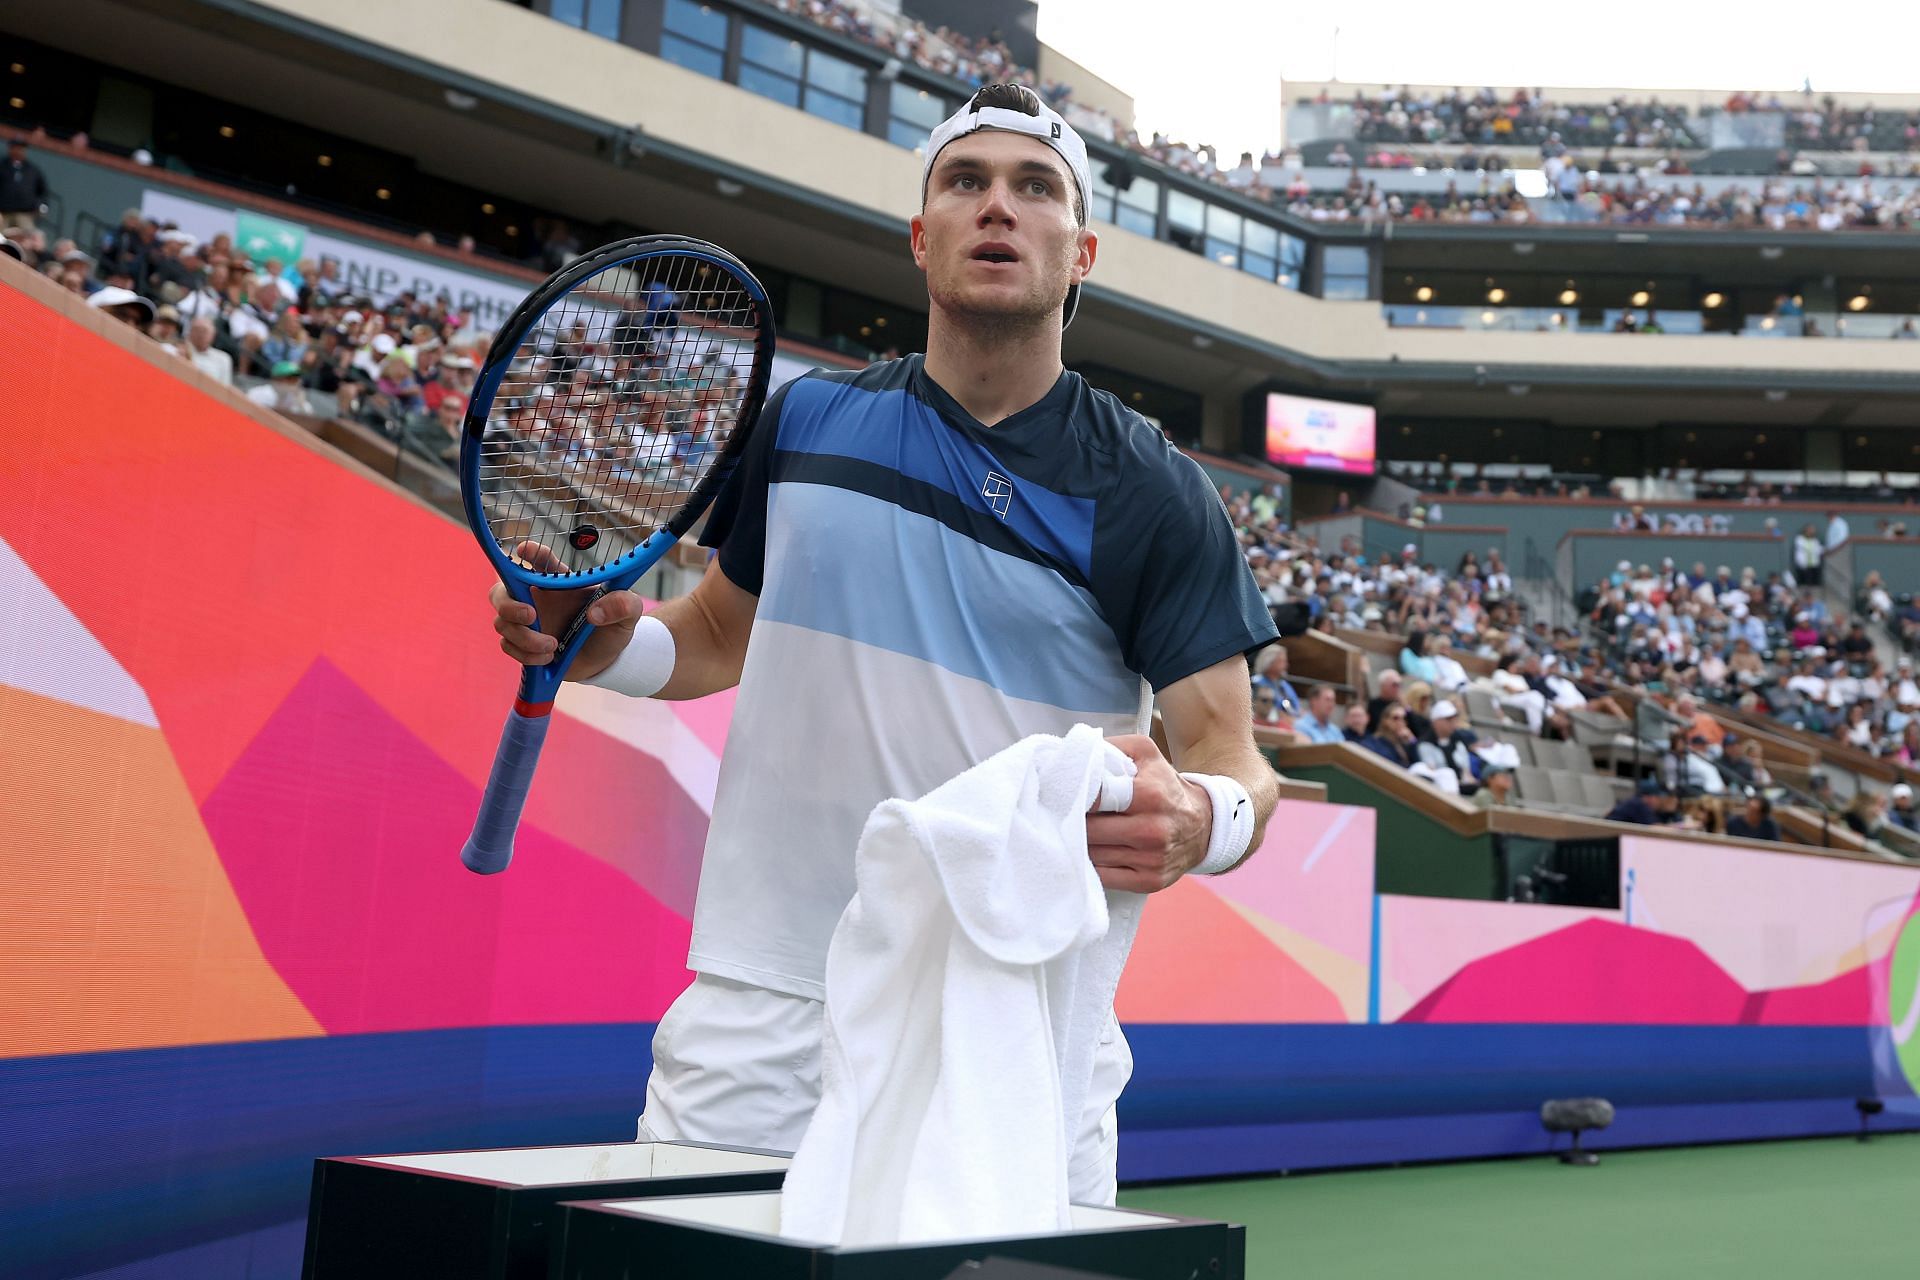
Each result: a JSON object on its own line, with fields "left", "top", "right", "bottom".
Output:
{"left": 86, "top": 286, "right": 153, "bottom": 317}
{"left": 1431, "top": 700, "right": 1460, "bottom": 721}
{"left": 341, "top": 309, "right": 365, "bottom": 326}
{"left": 1617, "top": 560, "right": 1631, "bottom": 572}
{"left": 1893, "top": 784, "right": 1913, "bottom": 802}
{"left": 371, "top": 334, "right": 397, "bottom": 355}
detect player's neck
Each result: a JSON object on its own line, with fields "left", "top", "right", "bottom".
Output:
{"left": 922, "top": 310, "right": 1064, "bottom": 428}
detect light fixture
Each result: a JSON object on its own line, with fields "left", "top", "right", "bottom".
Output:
{"left": 1414, "top": 285, "right": 1434, "bottom": 302}
{"left": 1487, "top": 287, "right": 1507, "bottom": 304}
{"left": 1414, "top": 309, "right": 1428, "bottom": 323}
{"left": 858, "top": 325, "right": 871, "bottom": 337}
{"left": 1131, "top": 391, "right": 1144, "bottom": 401}
{"left": 219, "top": 125, "right": 236, "bottom": 138}
{"left": 505, "top": 224, "right": 519, "bottom": 235}
{"left": 1630, "top": 290, "right": 1650, "bottom": 306}
{"left": 1847, "top": 294, "right": 1870, "bottom": 311}
{"left": 317, "top": 154, "right": 333, "bottom": 167}
{"left": 480, "top": 201, "right": 495, "bottom": 214}
{"left": 1480, "top": 310, "right": 1497, "bottom": 325}
{"left": 874, "top": 317, "right": 888, "bottom": 328}
{"left": 1702, "top": 292, "right": 1724, "bottom": 309}
{"left": 1559, "top": 288, "right": 1578, "bottom": 304}
{"left": 714, "top": 178, "right": 745, "bottom": 198}
{"left": 444, "top": 88, "right": 479, "bottom": 111}
{"left": 375, "top": 187, "right": 392, "bottom": 200}
{"left": 1760, "top": 316, "right": 1777, "bottom": 331}
{"left": 7, "top": 97, "right": 21, "bottom": 110}
{"left": 8, "top": 63, "right": 23, "bottom": 74}
{"left": 1756, "top": 433, "right": 1768, "bottom": 444}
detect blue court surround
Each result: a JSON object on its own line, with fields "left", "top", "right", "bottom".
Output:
{"left": 6, "top": 1021, "right": 1914, "bottom": 1279}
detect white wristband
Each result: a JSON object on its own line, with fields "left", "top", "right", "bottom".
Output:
{"left": 578, "top": 613, "right": 676, "bottom": 698}
{"left": 1179, "top": 772, "right": 1255, "bottom": 876}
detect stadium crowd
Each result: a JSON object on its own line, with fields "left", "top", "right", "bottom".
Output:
{"left": 1283, "top": 171, "right": 1920, "bottom": 230}
{"left": 5, "top": 197, "right": 492, "bottom": 467}
{"left": 1219, "top": 482, "right": 1919, "bottom": 851}
{"left": 1310, "top": 85, "right": 1702, "bottom": 151}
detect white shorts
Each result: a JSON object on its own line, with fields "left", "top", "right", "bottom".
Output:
{"left": 635, "top": 972, "right": 1134, "bottom": 1205}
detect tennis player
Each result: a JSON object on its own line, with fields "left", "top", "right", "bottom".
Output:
{"left": 490, "top": 83, "right": 1279, "bottom": 1203}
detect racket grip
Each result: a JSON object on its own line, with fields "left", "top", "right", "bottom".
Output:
{"left": 461, "top": 707, "right": 552, "bottom": 874}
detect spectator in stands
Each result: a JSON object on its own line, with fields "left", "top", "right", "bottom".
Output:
{"left": 1368, "top": 668, "right": 1405, "bottom": 730}
{"left": 1608, "top": 778, "right": 1678, "bottom": 825}
{"left": 1359, "top": 704, "right": 1418, "bottom": 769}
{"left": 1725, "top": 792, "right": 1781, "bottom": 841}
{"left": 1672, "top": 694, "right": 1726, "bottom": 756}
{"left": 1400, "top": 628, "right": 1441, "bottom": 683}
{"left": 1490, "top": 652, "right": 1549, "bottom": 733}
{"left": 86, "top": 285, "right": 153, "bottom": 329}
{"left": 1250, "top": 682, "right": 1289, "bottom": 730}
{"left": 1843, "top": 791, "right": 1890, "bottom": 844}
{"left": 1253, "top": 643, "right": 1302, "bottom": 716}
{"left": 262, "top": 309, "right": 311, "bottom": 370}
{"left": 1428, "top": 634, "right": 1471, "bottom": 693}
{"left": 1402, "top": 680, "right": 1439, "bottom": 745}
{"left": 1792, "top": 524, "right": 1825, "bottom": 586}
{"left": 247, "top": 361, "right": 312, "bottom": 416}
{"left": 1474, "top": 761, "right": 1515, "bottom": 809}
{"left": 1428, "top": 699, "right": 1483, "bottom": 791}
{"left": 185, "top": 315, "right": 233, "bottom": 387}
{"left": 1889, "top": 784, "right": 1918, "bottom": 833}
{"left": 1293, "top": 685, "right": 1346, "bottom": 745}
{"left": 376, "top": 353, "right": 426, "bottom": 416}
{"left": 1725, "top": 739, "right": 1772, "bottom": 790}
{"left": 147, "top": 304, "right": 184, "bottom": 355}
{"left": 1341, "top": 701, "right": 1371, "bottom": 743}
{"left": 0, "top": 139, "right": 50, "bottom": 231}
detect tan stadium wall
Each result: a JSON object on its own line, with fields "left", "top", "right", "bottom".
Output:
{"left": 242, "top": 0, "right": 1920, "bottom": 378}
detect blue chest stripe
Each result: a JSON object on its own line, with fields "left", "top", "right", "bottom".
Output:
{"left": 776, "top": 380, "right": 1096, "bottom": 579}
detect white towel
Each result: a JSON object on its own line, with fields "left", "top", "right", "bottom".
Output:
{"left": 778, "top": 724, "right": 1144, "bottom": 1246}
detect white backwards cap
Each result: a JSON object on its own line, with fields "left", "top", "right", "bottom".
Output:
{"left": 922, "top": 86, "right": 1092, "bottom": 328}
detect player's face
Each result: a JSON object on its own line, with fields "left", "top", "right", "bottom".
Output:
{"left": 912, "top": 131, "right": 1093, "bottom": 329}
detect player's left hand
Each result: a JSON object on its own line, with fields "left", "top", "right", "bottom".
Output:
{"left": 1086, "top": 735, "right": 1212, "bottom": 894}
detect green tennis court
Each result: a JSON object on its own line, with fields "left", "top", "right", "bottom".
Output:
{"left": 1121, "top": 1133, "right": 1920, "bottom": 1279}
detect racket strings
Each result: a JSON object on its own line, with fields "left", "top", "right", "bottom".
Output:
{"left": 477, "top": 252, "right": 758, "bottom": 578}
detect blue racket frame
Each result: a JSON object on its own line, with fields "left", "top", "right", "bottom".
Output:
{"left": 456, "top": 235, "right": 774, "bottom": 873}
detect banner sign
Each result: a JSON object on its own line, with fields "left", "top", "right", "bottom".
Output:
{"left": 141, "top": 190, "right": 530, "bottom": 329}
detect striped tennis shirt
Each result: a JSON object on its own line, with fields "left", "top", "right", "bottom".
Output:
{"left": 690, "top": 354, "right": 1275, "bottom": 1000}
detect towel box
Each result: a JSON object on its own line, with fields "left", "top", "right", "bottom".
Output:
{"left": 300, "top": 1140, "right": 790, "bottom": 1280}
{"left": 550, "top": 1191, "right": 1245, "bottom": 1280}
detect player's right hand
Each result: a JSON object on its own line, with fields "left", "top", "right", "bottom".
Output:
{"left": 489, "top": 540, "right": 646, "bottom": 680}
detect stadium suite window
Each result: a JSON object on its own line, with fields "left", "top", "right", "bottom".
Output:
{"left": 661, "top": 0, "right": 727, "bottom": 78}
{"left": 739, "top": 26, "right": 867, "bottom": 130}
{"left": 1088, "top": 169, "right": 1158, "bottom": 236}
{"left": 548, "top": 0, "right": 622, "bottom": 40}
{"left": 889, "top": 83, "right": 949, "bottom": 149}
{"left": 1321, "top": 245, "right": 1371, "bottom": 300}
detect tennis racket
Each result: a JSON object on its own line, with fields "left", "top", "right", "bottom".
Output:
{"left": 458, "top": 235, "right": 775, "bottom": 874}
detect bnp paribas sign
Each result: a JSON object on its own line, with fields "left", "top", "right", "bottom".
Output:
{"left": 141, "top": 190, "right": 526, "bottom": 330}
